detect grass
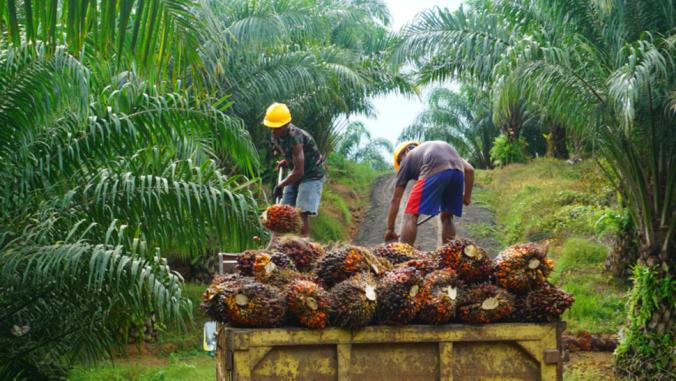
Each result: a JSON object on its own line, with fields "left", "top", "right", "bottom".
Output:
{"left": 69, "top": 351, "right": 214, "bottom": 381}
{"left": 476, "top": 158, "right": 628, "bottom": 334}
{"left": 68, "top": 284, "right": 214, "bottom": 380}
{"left": 310, "top": 154, "right": 379, "bottom": 243}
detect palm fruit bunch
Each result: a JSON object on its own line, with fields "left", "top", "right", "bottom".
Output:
{"left": 433, "top": 239, "right": 494, "bottom": 283}
{"left": 513, "top": 282, "right": 574, "bottom": 322}
{"left": 286, "top": 279, "right": 332, "bottom": 329}
{"left": 316, "top": 246, "right": 390, "bottom": 288}
{"left": 261, "top": 204, "right": 301, "bottom": 234}
{"left": 397, "top": 257, "right": 438, "bottom": 276}
{"left": 372, "top": 242, "right": 419, "bottom": 264}
{"left": 417, "top": 269, "right": 464, "bottom": 325}
{"left": 329, "top": 273, "right": 378, "bottom": 329}
{"left": 200, "top": 274, "right": 253, "bottom": 322}
{"left": 271, "top": 235, "right": 325, "bottom": 272}
{"left": 251, "top": 252, "right": 310, "bottom": 290}
{"left": 270, "top": 251, "right": 296, "bottom": 270}
{"left": 376, "top": 266, "right": 424, "bottom": 325}
{"left": 236, "top": 250, "right": 259, "bottom": 276}
{"left": 223, "top": 282, "right": 287, "bottom": 327}
{"left": 495, "top": 243, "right": 554, "bottom": 294}
{"left": 458, "top": 283, "right": 515, "bottom": 324}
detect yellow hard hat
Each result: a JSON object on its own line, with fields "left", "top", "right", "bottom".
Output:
{"left": 393, "top": 141, "right": 420, "bottom": 171}
{"left": 263, "top": 102, "right": 292, "bottom": 128}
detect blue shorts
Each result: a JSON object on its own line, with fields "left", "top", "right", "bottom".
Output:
{"left": 405, "top": 169, "right": 464, "bottom": 217}
{"left": 282, "top": 177, "right": 326, "bottom": 215}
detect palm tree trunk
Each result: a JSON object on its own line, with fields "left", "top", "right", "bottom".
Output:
{"left": 551, "top": 123, "right": 569, "bottom": 159}
{"left": 604, "top": 220, "right": 639, "bottom": 282}
{"left": 615, "top": 228, "right": 675, "bottom": 380}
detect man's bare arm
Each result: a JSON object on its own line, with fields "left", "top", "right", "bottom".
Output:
{"left": 463, "top": 160, "right": 474, "bottom": 205}
{"left": 385, "top": 185, "right": 406, "bottom": 241}
{"left": 279, "top": 144, "right": 304, "bottom": 187}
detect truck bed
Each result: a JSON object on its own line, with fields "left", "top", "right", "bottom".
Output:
{"left": 217, "top": 322, "right": 566, "bottom": 381}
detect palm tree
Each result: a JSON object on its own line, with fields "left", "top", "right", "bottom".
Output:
{"left": 400, "top": 86, "right": 498, "bottom": 168}
{"left": 335, "top": 121, "right": 393, "bottom": 170}
{"left": 0, "top": 0, "right": 205, "bottom": 88}
{"left": 401, "top": 1, "right": 676, "bottom": 378}
{"left": 0, "top": 45, "right": 261, "bottom": 380}
{"left": 198, "top": 0, "right": 413, "bottom": 154}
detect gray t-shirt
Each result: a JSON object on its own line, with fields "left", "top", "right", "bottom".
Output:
{"left": 396, "top": 141, "right": 466, "bottom": 187}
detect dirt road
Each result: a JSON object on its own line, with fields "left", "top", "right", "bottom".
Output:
{"left": 355, "top": 175, "right": 502, "bottom": 256}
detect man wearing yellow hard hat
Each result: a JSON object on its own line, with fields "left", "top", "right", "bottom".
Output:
{"left": 385, "top": 141, "right": 475, "bottom": 245}
{"left": 264, "top": 102, "right": 326, "bottom": 236}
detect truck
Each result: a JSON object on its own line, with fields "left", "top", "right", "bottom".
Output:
{"left": 216, "top": 321, "right": 567, "bottom": 381}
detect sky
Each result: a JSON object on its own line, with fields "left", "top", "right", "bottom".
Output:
{"left": 348, "top": 0, "right": 465, "bottom": 147}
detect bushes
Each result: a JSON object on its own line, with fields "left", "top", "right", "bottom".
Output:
{"left": 489, "top": 135, "right": 529, "bottom": 167}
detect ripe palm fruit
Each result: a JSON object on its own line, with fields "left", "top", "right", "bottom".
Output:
{"left": 432, "top": 239, "right": 494, "bottom": 283}
{"left": 200, "top": 274, "right": 253, "bottom": 322}
{"left": 236, "top": 250, "right": 258, "bottom": 276}
{"left": 417, "top": 269, "right": 464, "bottom": 325}
{"left": 495, "top": 243, "right": 554, "bottom": 294}
{"left": 458, "top": 283, "right": 515, "bottom": 324}
{"left": 286, "top": 280, "right": 331, "bottom": 329}
{"left": 329, "top": 273, "right": 378, "bottom": 329}
{"left": 223, "top": 282, "right": 287, "bottom": 327}
{"left": 515, "top": 282, "right": 574, "bottom": 322}
{"left": 270, "top": 251, "right": 296, "bottom": 270}
{"left": 376, "top": 266, "right": 424, "bottom": 325}
{"left": 372, "top": 242, "right": 419, "bottom": 264}
{"left": 316, "top": 246, "right": 389, "bottom": 288}
{"left": 397, "top": 257, "right": 438, "bottom": 276}
{"left": 261, "top": 204, "right": 302, "bottom": 234}
{"left": 271, "top": 235, "right": 325, "bottom": 272}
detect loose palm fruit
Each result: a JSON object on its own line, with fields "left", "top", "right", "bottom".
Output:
{"left": 261, "top": 204, "right": 302, "bottom": 234}
{"left": 417, "top": 269, "right": 464, "bottom": 324}
{"left": 495, "top": 243, "right": 554, "bottom": 294}
{"left": 286, "top": 280, "right": 331, "bottom": 329}
{"left": 376, "top": 266, "right": 424, "bottom": 325}
{"left": 458, "top": 283, "right": 515, "bottom": 324}
{"left": 329, "top": 273, "right": 378, "bottom": 329}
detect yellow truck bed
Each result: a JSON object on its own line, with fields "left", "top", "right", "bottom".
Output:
{"left": 217, "top": 322, "right": 566, "bottom": 381}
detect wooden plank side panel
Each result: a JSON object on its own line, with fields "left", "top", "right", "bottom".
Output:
{"left": 217, "top": 323, "right": 563, "bottom": 381}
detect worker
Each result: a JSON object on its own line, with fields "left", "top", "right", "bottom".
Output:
{"left": 264, "top": 102, "right": 326, "bottom": 236}
{"left": 384, "top": 141, "right": 474, "bottom": 245}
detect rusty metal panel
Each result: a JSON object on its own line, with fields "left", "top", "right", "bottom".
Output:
{"left": 217, "top": 323, "right": 563, "bottom": 381}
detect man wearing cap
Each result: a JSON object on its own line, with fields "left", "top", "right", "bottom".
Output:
{"left": 384, "top": 141, "right": 474, "bottom": 245}
{"left": 263, "top": 102, "right": 326, "bottom": 236}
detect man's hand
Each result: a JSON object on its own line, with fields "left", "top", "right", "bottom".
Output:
{"left": 275, "top": 160, "right": 288, "bottom": 170}
{"left": 384, "top": 228, "right": 399, "bottom": 242}
{"left": 273, "top": 185, "right": 284, "bottom": 200}
{"left": 463, "top": 195, "right": 471, "bottom": 206}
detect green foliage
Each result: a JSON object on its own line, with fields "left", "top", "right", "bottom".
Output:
{"left": 309, "top": 154, "right": 379, "bottom": 243}
{"left": 335, "top": 122, "right": 393, "bottom": 170}
{"left": 0, "top": 46, "right": 261, "bottom": 380}
{"left": 550, "top": 239, "right": 625, "bottom": 334}
{"left": 68, "top": 352, "right": 214, "bottom": 381}
{"left": 615, "top": 266, "right": 676, "bottom": 379}
{"left": 489, "top": 135, "right": 528, "bottom": 167}
{"left": 477, "top": 159, "right": 627, "bottom": 333}
{"left": 0, "top": 0, "right": 204, "bottom": 88}
{"left": 477, "top": 159, "right": 615, "bottom": 244}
